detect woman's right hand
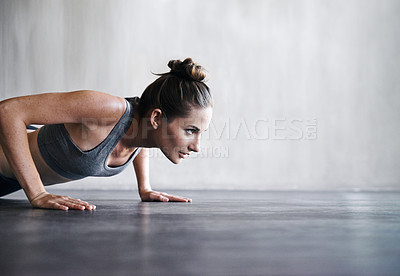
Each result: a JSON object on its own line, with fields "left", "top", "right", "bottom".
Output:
{"left": 30, "top": 192, "right": 96, "bottom": 211}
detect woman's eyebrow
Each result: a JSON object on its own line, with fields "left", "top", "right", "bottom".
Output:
{"left": 188, "top": 125, "right": 200, "bottom": 131}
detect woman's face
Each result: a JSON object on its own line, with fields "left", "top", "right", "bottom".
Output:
{"left": 156, "top": 106, "right": 213, "bottom": 164}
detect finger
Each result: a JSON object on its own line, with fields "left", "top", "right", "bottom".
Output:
{"left": 165, "top": 195, "right": 192, "bottom": 202}
{"left": 85, "top": 203, "right": 96, "bottom": 210}
{"left": 62, "top": 201, "right": 86, "bottom": 210}
{"left": 160, "top": 193, "right": 183, "bottom": 202}
{"left": 67, "top": 200, "right": 96, "bottom": 210}
{"left": 159, "top": 195, "right": 169, "bottom": 202}
{"left": 86, "top": 203, "right": 96, "bottom": 210}
{"left": 58, "top": 196, "right": 96, "bottom": 210}
{"left": 68, "top": 199, "right": 96, "bottom": 210}
{"left": 58, "top": 197, "right": 92, "bottom": 210}
{"left": 150, "top": 193, "right": 169, "bottom": 202}
{"left": 160, "top": 192, "right": 191, "bottom": 202}
{"left": 52, "top": 202, "right": 69, "bottom": 211}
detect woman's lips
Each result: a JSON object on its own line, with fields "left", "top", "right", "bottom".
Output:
{"left": 179, "top": 152, "right": 190, "bottom": 159}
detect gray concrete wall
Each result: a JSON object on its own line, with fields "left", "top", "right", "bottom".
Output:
{"left": 1, "top": 0, "right": 399, "bottom": 191}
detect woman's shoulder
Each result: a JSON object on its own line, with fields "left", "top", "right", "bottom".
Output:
{"left": 76, "top": 90, "right": 126, "bottom": 108}
{"left": 71, "top": 90, "right": 128, "bottom": 126}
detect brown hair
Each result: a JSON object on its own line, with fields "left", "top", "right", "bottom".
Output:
{"left": 136, "top": 58, "right": 213, "bottom": 120}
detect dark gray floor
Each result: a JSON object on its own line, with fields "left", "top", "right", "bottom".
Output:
{"left": 1, "top": 190, "right": 400, "bottom": 276}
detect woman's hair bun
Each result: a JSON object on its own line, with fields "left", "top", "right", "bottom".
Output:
{"left": 168, "top": 58, "right": 206, "bottom": 81}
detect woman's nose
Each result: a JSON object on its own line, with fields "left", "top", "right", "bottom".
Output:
{"left": 189, "top": 139, "right": 201, "bottom": 153}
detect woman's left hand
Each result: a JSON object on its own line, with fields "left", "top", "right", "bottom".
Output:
{"left": 140, "top": 190, "right": 192, "bottom": 202}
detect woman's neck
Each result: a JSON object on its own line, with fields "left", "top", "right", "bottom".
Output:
{"left": 120, "top": 112, "right": 157, "bottom": 149}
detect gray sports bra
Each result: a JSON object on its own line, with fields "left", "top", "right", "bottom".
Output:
{"left": 37, "top": 98, "right": 141, "bottom": 180}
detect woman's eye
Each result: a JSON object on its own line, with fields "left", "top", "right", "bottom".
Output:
{"left": 185, "top": 129, "right": 195, "bottom": 135}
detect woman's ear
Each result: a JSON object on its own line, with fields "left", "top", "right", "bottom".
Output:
{"left": 150, "top": 108, "right": 163, "bottom": 129}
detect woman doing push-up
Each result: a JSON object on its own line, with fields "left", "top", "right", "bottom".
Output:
{"left": 0, "top": 58, "right": 213, "bottom": 210}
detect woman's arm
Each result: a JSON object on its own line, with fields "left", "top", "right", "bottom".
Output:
{"left": 133, "top": 148, "right": 152, "bottom": 196}
{"left": 0, "top": 90, "right": 125, "bottom": 210}
{"left": 133, "top": 148, "right": 192, "bottom": 202}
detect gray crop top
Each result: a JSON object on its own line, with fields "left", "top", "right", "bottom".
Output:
{"left": 37, "top": 98, "right": 141, "bottom": 180}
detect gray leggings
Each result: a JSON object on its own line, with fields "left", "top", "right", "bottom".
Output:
{"left": 0, "top": 173, "right": 22, "bottom": 197}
